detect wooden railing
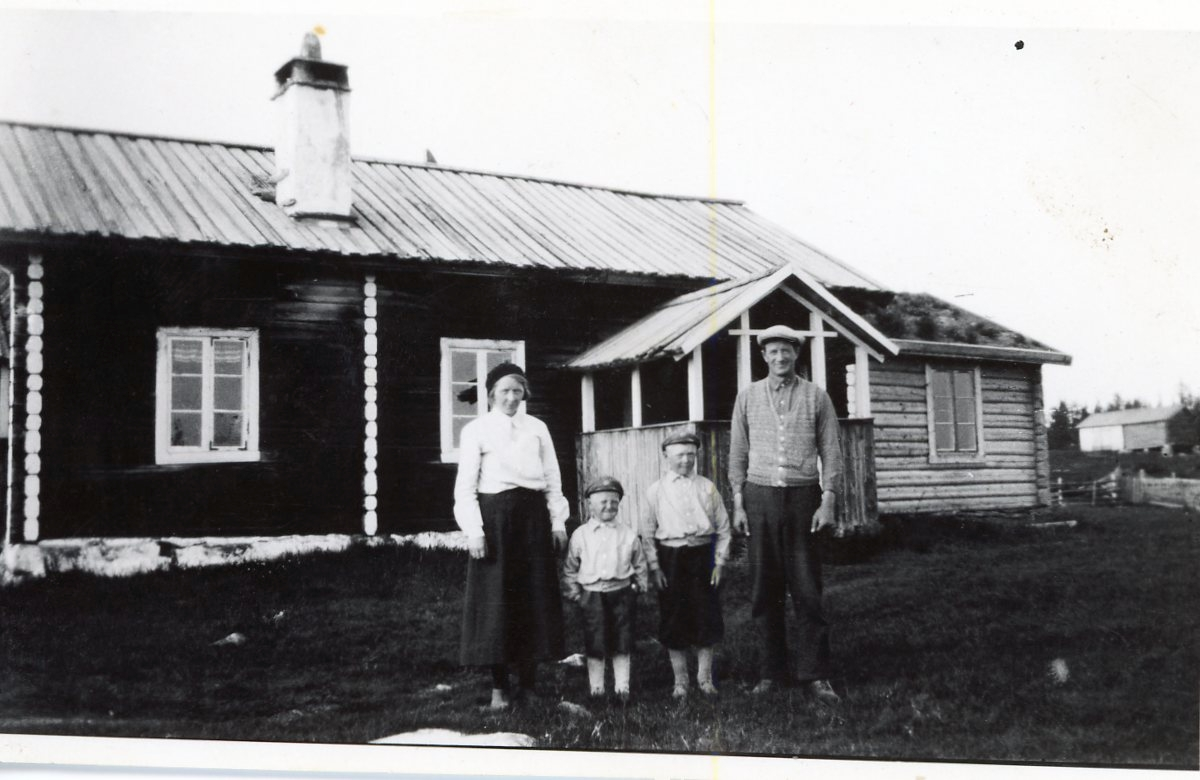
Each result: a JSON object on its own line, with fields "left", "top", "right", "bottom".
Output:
{"left": 576, "top": 418, "right": 878, "bottom": 535}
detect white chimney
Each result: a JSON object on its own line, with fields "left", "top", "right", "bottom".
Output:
{"left": 272, "top": 32, "right": 352, "bottom": 220}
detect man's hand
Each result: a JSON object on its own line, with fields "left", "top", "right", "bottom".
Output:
{"left": 710, "top": 564, "right": 723, "bottom": 587}
{"left": 811, "top": 496, "right": 836, "bottom": 533}
{"left": 652, "top": 569, "right": 669, "bottom": 591}
{"left": 552, "top": 530, "right": 569, "bottom": 554}
{"left": 467, "top": 535, "right": 488, "bottom": 560}
{"left": 732, "top": 506, "right": 749, "bottom": 536}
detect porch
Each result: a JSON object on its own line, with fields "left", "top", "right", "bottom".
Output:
{"left": 575, "top": 418, "right": 878, "bottom": 535}
{"left": 564, "top": 264, "right": 898, "bottom": 534}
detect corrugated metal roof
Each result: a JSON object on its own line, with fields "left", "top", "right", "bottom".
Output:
{"left": 1076, "top": 405, "right": 1188, "bottom": 429}
{"left": 0, "top": 121, "right": 881, "bottom": 287}
{"left": 565, "top": 264, "right": 899, "bottom": 370}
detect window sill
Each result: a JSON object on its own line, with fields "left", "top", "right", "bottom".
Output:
{"left": 155, "top": 450, "right": 262, "bottom": 466}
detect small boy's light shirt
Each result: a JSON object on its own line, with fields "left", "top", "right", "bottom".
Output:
{"left": 453, "top": 409, "right": 570, "bottom": 539}
{"left": 562, "top": 518, "right": 649, "bottom": 598}
{"left": 640, "top": 471, "right": 732, "bottom": 573}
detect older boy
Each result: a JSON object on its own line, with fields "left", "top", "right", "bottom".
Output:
{"left": 562, "top": 476, "right": 649, "bottom": 701}
{"left": 641, "top": 431, "right": 731, "bottom": 698}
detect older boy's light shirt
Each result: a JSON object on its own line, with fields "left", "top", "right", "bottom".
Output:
{"left": 562, "top": 518, "right": 649, "bottom": 597}
{"left": 640, "top": 472, "right": 732, "bottom": 573}
{"left": 453, "top": 409, "right": 569, "bottom": 539}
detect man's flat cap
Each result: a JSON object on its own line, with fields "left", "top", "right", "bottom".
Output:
{"left": 661, "top": 431, "right": 701, "bottom": 451}
{"left": 584, "top": 476, "right": 625, "bottom": 498}
{"left": 756, "top": 324, "right": 805, "bottom": 348}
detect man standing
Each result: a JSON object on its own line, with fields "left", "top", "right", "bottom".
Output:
{"left": 729, "top": 324, "right": 842, "bottom": 703}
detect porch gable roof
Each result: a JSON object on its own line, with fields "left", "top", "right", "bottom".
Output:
{"left": 564, "top": 262, "right": 900, "bottom": 371}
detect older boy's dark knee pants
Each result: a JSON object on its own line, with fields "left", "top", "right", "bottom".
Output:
{"left": 745, "top": 482, "right": 830, "bottom": 682}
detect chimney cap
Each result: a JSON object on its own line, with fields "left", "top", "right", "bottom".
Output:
{"left": 273, "top": 32, "right": 349, "bottom": 95}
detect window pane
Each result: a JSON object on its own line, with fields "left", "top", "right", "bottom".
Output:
{"left": 214, "top": 376, "right": 243, "bottom": 411}
{"left": 955, "top": 398, "right": 976, "bottom": 423}
{"left": 212, "top": 412, "right": 244, "bottom": 447}
{"left": 953, "top": 370, "right": 975, "bottom": 399}
{"left": 172, "top": 376, "right": 202, "bottom": 411}
{"left": 171, "top": 412, "right": 201, "bottom": 447}
{"left": 171, "top": 339, "right": 203, "bottom": 375}
{"left": 934, "top": 422, "right": 955, "bottom": 451}
{"left": 453, "top": 386, "right": 477, "bottom": 415}
{"left": 486, "top": 349, "right": 516, "bottom": 372}
{"left": 957, "top": 422, "right": 977, "bottom": 451}
{"left": 931, "top": 370, "right": 952, "bottom": 398}
{"left": 452, "top": 415, "right": 472, "bottom": 449}
{"left": 451, "top": 350, "right": 476, "bottom": 383}
{"left": 213, "top": 340, "right": 245, "bottom": 376}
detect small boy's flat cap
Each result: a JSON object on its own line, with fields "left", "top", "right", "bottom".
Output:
{"left": 661, "top": 431, "right": 701, "bottom": 451}
{"left": 584, "top": 476, "right": 624, "bottom": 498}
{"left": 756, "top": 324, "right": 805, "bottom": 348}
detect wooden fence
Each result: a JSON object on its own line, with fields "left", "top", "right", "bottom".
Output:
{"left": 576, "top": 419, "right": 879, "bottom": 535}
{"left": 1049, "top": 469, "right": 1121, "bottom": 507}
{"left": 1121, "top": 469, "right": 1200, "bottom": 511}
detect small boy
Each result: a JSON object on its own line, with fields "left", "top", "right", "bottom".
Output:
{"left": 562, "top": 476, "right": 649, "bottom": 701}
{"left": 640, "top": 431, "right": 731, "bottom": 698}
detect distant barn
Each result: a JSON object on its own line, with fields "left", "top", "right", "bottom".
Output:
{"left": 1077, "top": 405, "right": 1199, "bottom": 454}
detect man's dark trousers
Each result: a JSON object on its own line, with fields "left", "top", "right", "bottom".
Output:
{"left": 745, "top": 482, "right": 830, "bottom": 682}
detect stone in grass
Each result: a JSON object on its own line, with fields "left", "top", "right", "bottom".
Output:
{"left": 558, "top": 653, "right": 586, "bottom": 667}
{"left": 212, "top": 632, "right": 247, "bottom": 646}
{"left": 372, "top": 728, "right": 536, "bottom": 747}
{"left": 1049, "top": 658, "right": 1070, "bottom": 684}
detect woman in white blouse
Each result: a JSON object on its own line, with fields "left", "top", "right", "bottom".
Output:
{"left": 453, "top": 362, "right": 570, "bottom": 710}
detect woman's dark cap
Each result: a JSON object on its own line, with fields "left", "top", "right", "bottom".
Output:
{"left": 584, "top": 476, "right": 624, "bottom": 499}
{"left": 661, "top": 431, "right": 701, "bottom": 451}
{"left": 485, "top": 362, "right": 526, "bottom": 393}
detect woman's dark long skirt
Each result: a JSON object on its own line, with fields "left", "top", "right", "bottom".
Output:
{"left": 459, "top": 488, "right": 565, "bottom": 667}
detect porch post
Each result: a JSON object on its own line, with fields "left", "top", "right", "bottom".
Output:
{"left": 854, "top": 345, "right": 872, "bottom": 418}
{"left": 581, "top": 373, "right": 595, "bottom": 433}
{"left": 736, "top": 312, "right": 752, "bottom": 390}
{"left": 808, "top": 311, "right": 827, "bottom": 389}
{"left": 687, "top": 346, "right": 704, "bottom": 421}
{"left": 630, "top": 366, "right": 643, "bottom": 427}
{"left": 362, "top": 275, "right": 379, "bottom": 536}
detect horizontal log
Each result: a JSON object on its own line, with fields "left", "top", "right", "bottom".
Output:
{"left": 981, "top": 365, "right": 1037, "bottom": 381}
{"left": 876, "top": 454, "right": 1034, "bottom": 469}
{"left": 871, "top": 372, "right": 927, "bottom": 389}
{"left": 982, "top": 440, "right": 1036, "bottom": 455}
{"left": 980, "top": 390, "right": 1035, "bottom": 405}
{"left": 980, "top": 377, "right": 1035, "bottom": 393}
{"left": 873, "top": 400, "right": 928, "bottom": 415}
{"left": 983, "top": 427, "right": 1036, "bottom": 442}
{"left": 981, "top": 401, "right": 1034, "bottom": 416}
{"left": 870, "top": 385, "right": 926, "bottom": 402}
{"left": 873, "top": 413, "right": 928, "bottom": 428}
{"left": 876, "top": 468, "right": 1037, "bottom": 487}
{"left": 879, "top": 482, "right": 1039, "bottom": 501}
{"left": 879, "top": 494, "right": 1038, "bottom": 513}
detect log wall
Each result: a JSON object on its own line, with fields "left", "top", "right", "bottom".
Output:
{"left": 871, "top": 357, "right": 1046, "bottom": 513}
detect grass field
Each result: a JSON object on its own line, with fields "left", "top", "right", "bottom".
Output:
{"left": 0, "top": 505, "right": 1195, "bottom": 768}
{"left": 1050, "top": 450, "right": 1200, "bottom": 483}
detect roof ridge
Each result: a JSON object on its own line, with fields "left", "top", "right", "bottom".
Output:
{"left": 0, "top": 118, "right": 744, "bottom": 206}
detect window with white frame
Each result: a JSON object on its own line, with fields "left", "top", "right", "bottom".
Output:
{"left": 156, "top": 329, "right": 260, "bottom": 464}
{"left": 440, "top": 337, "right": 525, "bottom": 462}
{"left": 926, "top": 365, "right": 984, "bottom": 459}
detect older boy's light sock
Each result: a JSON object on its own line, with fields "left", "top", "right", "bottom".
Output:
{"left": 586, "top": 657, "right": 605, "bottom": 696}
{"left": 612, "top": 653, "right": 631, "bottom": 694}
{"left": 668, "top": 648, "right": 689, "bottom": 696}
{"left": 697, "top": 646, "right": 717, "bottom": 694}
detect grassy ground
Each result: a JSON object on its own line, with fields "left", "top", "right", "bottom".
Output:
{"left": 0, "top": 505, "right": 1196, "bottom": 767}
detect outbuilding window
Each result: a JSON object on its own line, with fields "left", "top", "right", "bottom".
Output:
{"left": 926, "top": 365, "right": 984, "bottom": 460}
{"left": 440, "top": 337, "right": 525, "bottom": 463}
{"left": 156, "top": 328, "right": 260, "bottom": 464}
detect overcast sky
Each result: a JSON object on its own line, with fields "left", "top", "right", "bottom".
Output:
{"left": 1, "top": 1, "right": 1197, "bottom": 411}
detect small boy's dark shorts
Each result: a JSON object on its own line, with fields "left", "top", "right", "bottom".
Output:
{"left": 656, "top": 543, "right": 724, "bottom": 650}
{"left": 579, "top": 586, "right": 636, "bottom": 658}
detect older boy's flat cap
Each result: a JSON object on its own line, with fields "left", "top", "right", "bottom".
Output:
{"left": 756, "top": 324, "right": 805, "bottom": 348}
{"left": 661, "top": 431, "right": 701, "bottom": 451}
{"left": 584, "top": 476, "right": 624, "bottom": 498}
